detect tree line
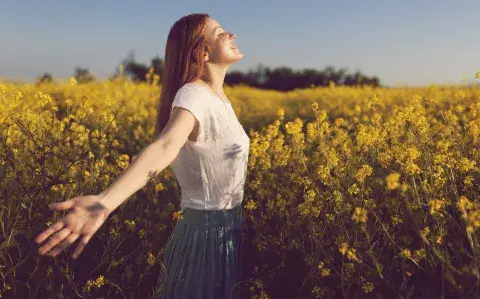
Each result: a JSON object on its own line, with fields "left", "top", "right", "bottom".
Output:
{"left": 37, "top": 51, "right": 381, "bottom": 89}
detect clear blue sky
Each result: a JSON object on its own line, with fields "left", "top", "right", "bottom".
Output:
{"left": 1, "top": 0, "right": 478, "bottom": 87}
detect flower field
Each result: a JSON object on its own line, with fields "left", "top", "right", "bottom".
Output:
{"left": 1, "top": 76, "right": 479, "bottom": 298}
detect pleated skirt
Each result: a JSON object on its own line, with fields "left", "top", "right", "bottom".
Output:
{"left": 154, "top": 204, "right": 244, "bottom": 299}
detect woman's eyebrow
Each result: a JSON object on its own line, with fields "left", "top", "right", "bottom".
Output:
{"left": 213, "top": 26, "right": 222, "bottom": 33}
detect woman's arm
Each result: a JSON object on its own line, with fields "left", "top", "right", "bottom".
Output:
{"left": 98, "top": 107, "right": 197, "bottom": 213}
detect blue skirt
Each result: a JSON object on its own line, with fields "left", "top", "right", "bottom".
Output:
{"left": 154, "top": 204, "right": 244, "bottom": 299}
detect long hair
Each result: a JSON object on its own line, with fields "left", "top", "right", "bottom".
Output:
{"left": 155, "top": 13, "right": 211, "bottom": 138}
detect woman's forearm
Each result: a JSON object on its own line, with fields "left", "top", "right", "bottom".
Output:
{"left": 98, "top": 140, "right": 177, "bottom": 213}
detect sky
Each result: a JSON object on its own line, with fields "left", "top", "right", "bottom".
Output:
{"left": 1, "top": 0, "right": 479, "bottom": 87}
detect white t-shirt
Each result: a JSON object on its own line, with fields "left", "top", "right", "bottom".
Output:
{"left": 170, "top": 82, "right": 250, "bottom": 211}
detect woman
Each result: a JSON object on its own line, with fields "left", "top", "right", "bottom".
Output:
{"left": 34, "top": 13, "right": 249, "bottom": 299}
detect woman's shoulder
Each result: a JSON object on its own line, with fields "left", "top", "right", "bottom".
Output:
{"left": 178, "top": 82, "right": 221, "bottom": 105}
{"left": 175, "top": 82, "right": 211, "bottom": 100}
{"left": 182, "top": 81, "right": 206, "bottom": 91}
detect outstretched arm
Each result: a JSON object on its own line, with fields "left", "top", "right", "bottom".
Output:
{"left": 98, "top": 106, "right": 197, "bottom": 213}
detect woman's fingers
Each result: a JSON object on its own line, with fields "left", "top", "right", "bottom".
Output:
{"left": 71, "top": 234, "right": 92, "bottom": 259}
{"left": 35, "top": 220, "right": 65, "bottom": 244}
{"left": 49, "top": 199, "right": 75, "bottom": 211}
{"left": 38, "top": 227, "right": 71, "bottom": 255}
{"left": 48, "top": 232, "right": 80, "bottom": 257}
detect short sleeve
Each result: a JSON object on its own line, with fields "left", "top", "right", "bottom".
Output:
{"left": 171, "top": 84, "right": 206, "bottom": 124}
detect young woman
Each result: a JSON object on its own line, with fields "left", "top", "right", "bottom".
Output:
{"left": 35, "top": 13, "right": 249, "bottom": 299}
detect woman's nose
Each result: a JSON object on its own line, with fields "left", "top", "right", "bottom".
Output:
{"left": 229, "top": 32, "right": 236, "bottom": 39}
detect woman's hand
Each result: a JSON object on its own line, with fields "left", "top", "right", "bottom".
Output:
{"left": 34, "top": 195, "right": 111, "bottom": 259}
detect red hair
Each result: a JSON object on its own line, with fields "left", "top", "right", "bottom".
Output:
{"left": 155, "top": 13, "right": 211, "bottom": 138}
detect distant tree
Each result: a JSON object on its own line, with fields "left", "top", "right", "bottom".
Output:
{"left": 126, "top": 61, "right": 149, "bottom": 82}
{"left": 295, "top": 68, "right": 319, "bottom": 88}
{"left": 112, "top": 51, "right": 164, "bottom": 83}
{"left": 369, "top": 76, "right": 380, "bottom": 87}
{"left": 253, "top": 63, "right": 269, "bottom": 85}
{"left": 116, "top": 50, "right": 149, "bottom": 82}
{"left": 225, "top": 64, "right": 381, "bottom": 90}
{"left": 150, "top": 55, "right": 164, "bottom": 81}
{"left": 263, "top": 66, "right": 296, "bottom": 91}
{"left": 225, "top": 70, "right": 247, "bottom": 85}
{"left": 36, "top": 72, "right": 54, "bottom": 85}
{"left": 74, "top": 67, "right": 95, "bottom": 83}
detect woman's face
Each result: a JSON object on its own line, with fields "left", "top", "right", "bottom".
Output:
{"left": 203, "top": 17, "right": 243, "bottom": 65}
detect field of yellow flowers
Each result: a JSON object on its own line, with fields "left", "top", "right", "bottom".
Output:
{"left": 1, "top": 74, "right": 480, "bottom": 298}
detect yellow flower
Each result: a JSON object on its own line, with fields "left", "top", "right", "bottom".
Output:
{"left": 367, "top": 93, "right": 381, "bottom": 109}
{"left": 428, "top": 198, "right": 445, "bottom": 215}
{"left": 347, "top": 248, "right": 359, "bottom": 261}
{"left": 459, "top": 158, "right": 476, "bottom": 173}
{"left": 457, "top": 196, "right": 473, "bottom": 211}
{"left": 404, "top": 161, "right": 421, "bottom": 176}
{"left": 276, "top": 108, "right": 285, "bottom": 118}
{"left": 421, "top": 227, "right": 430, "bottom": 238}
{"left": 467, "top": 225, "right": 474, "bottom": 234}
{"left": 455, "top": 90, "right": 466, "bottom": 100}
{"left": 95, "top": 275, "right": 105, "bottom": 288}
{"left": 355, "top": 164, "right": 373, "bottom": 183}
{"left": 321, "top": 268, "right": 331, "bottom": 277}
{"left": 348, "top": 183, "right": 360, "bottom": 195}
{"left": 317, "top": 165, "right": 331, "bottom": 182}
{"left": 339, "top": 242, "right": 349, "bottom": 255}
{"left": 339, "top": 242, "right": 360, "bottom": 261}
{"left": 467, "top": 210, "right": 480, "bottom": 230}
{"left": 172, "top": 210, "right": 183, "bottom": 222}
{"left": 362, "top": 281, "right": 374, "bottom": 293}
{"left": 245, "top": 199, "right": 258, "bottom": 210}
{"left": 84, "top": 275, "right": 105, "bottom": 292}
{"left": 68, "top": 77, "right": 77, "bottom": 86}
{"left": 352, "top": 207, "right": 368, "bottom": 224}
{"left": 464, "top": 176, "right": 474, "bottom": 187}
{"left": 13, "top": 90, "right": 23, "bottom": 100}
{"left": 284, "top": 121, "right": 303, "bottom": 135}
{"left": 124, "top": 220, "right": 136, "bottom": 230}
{"left": 475, "top": 72, "right": 480, "bottom": 79}
{"left": 303, "top": 189, "right": 316, "bottom": 202}
{"left": 155, "top": 183, "right": 166, "bottom": 191}
{"left": 386, "top": 172, "right": 401, "bottom": 190}
{"left": 334, "top": 117, "right": 345, "bottom": 127}
{"left": 400, "top": 248, "right": 411, "bottom": 259}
